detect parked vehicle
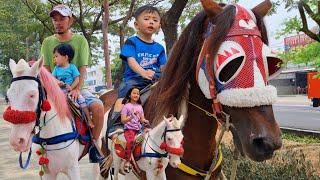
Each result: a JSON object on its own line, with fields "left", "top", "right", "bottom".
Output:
{"left": 307, "top": 72, "right": 320, "bottom": 107}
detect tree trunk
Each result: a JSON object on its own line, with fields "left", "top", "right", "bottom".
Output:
{"left": 161, "top": 0, "right": 188, "bottom": 54}
{"left": 103, "top": 0, "right": 113, "bottom": 89}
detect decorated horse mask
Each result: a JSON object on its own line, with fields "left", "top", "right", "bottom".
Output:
{"left": 197, "top": 4, "right": 282, "bottom": 108}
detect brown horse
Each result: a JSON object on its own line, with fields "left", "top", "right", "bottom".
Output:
{"left": 142, "top": 0, "right": 282, "bottom": 179}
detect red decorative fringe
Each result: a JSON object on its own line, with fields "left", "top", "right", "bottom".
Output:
{"left": 3, "top": 106, "right": 36, "bottom": 124}
{"left": 160, "top": 142, "right": 184, "bottom": 156}
{"left": 41, "top": 100, "right": 51, "bottom": 111}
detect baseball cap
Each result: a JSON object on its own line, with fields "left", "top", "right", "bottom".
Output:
{"left": 49, "top": 4, "right": 73, "bottom": 17}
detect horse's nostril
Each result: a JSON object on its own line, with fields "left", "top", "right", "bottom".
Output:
{"left": 18, "top": 138, "right": 25, "bottom": 145}
{"left": 252, "top": 137, "right": 273, "bottom": 153}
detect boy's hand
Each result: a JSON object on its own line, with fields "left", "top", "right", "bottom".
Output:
{"left": 66, "top": 85, "right": 72, "bottom": 92}
{"left": 141, "top": 70, "right": 155, "bottom": 80}
{"left": 69, "top": 89, "right": 80, "bottom": 101}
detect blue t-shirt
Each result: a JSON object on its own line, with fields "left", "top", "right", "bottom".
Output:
{"left": 120, "top": 36, "right": 167, "bottom": 82}
{"left": 52, "top": 64, "right": 80, "bottom": 85}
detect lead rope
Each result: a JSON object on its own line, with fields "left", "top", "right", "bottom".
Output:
{"left": 204, "top": 112, "right": 230, "bottom": 180}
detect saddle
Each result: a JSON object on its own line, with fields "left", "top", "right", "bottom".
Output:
{"left": 67, "top": 97, "right": 91, "bottom": 145}
{"left": 113, "top": 133, "right": 145, "bottom": 160}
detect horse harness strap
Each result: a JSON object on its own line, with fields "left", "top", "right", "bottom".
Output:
{"left": 177, "top": 146, "right": 223, "bottom": 177}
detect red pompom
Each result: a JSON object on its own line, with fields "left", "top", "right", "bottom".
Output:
{"left": 41, "top": 100, "right": 51, "bottom": 111}
{"left": 160, "top": 142, "right": 167, "bottom": 150}
{"left": 36, "top": 150, "right": 42, "bottom": 156}
{"left": 39, "top": 157, "right": 49, "bottom": 165}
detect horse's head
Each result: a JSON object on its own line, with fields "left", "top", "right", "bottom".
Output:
{"left": 197, "top": 0, "right": 282, "bottom": 161}
{"left": 161, "top": 115, "right": 184, "bottom": 168}
{"left": 4, "top": 58, "right": 44, "bottom": 152}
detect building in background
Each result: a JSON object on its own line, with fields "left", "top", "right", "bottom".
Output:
{"left": 85, "top": 65, "right": 105, "bottom": 92}
{"left": 270, "top": 27, "right": 319, "bottom": 95}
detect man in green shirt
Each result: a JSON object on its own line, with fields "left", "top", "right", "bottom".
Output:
{"left": 41, "top": 4, "right": 104, "bottom": 163}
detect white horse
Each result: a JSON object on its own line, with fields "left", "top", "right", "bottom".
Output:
{"left": 108, "top": 115, "right": 185, "bottom": 180}
{"left": 4, "top": 58, "right": 103, "bottom": 180}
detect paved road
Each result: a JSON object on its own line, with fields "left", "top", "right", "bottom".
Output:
{"left": 274, "top": 103, "right": 320, "bottom": 133}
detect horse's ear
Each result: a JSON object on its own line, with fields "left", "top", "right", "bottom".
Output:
{"left": 200, "top": 0, "right": 223, "bottom": 18}
{"left": 30, "top": 56, "right": 44, "bottom": 76}
{"left": 9, "top": 59, "right": 17, "bottom": 74}
{"left": 178, "top": 115, "right": 184, "bottom": 123}
{"left": 252, "top": 0, "right": 272, "bottom": 18}
{"left": 164, "top": 116, "right": 173, "bottom": 125}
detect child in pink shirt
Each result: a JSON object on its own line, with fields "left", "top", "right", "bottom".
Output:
{"left": 121, "top": 87, "right": 149, "bottom": 170}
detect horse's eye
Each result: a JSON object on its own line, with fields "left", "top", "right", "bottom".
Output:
{"left": 30, "top": 95, "right": 34, "bottom": 98}
{"left": 167, "top": 137, "right": 172, "bottom": 141}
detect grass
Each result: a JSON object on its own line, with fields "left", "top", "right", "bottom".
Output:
{"left": 221, "top": 132, "right": 320, "bottom": 179}
{"left": 282, "top": 131, "right": 320, "bottom": 144}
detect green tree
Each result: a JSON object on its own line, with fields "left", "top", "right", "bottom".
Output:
{"left": 276, "top": 0, "right": 320, "bottom": 42}
{"left": 0, "top": 0, "right": 45, "bottom": 95}
{"left": 279, "top": 42, "right": 320, "bottom": 68}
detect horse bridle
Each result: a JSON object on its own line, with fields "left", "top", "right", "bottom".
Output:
{"left": 145, "top": 126, "right": 184, "bottom": 157}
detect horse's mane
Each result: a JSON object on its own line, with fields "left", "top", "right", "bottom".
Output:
{"left": 39, "top": 67, "right": 70, "bottom": 120}
{"left": 148, "top": 4, "right": 269, "bottom": 126}
{"left": 147, "top": 12, "right": 208, "bottom": 126}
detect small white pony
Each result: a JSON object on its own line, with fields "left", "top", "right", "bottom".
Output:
{"left": 4, "top": 58, "right": 103, "bottom": 180}
{"left": 108, "top": 115, "right": 185, "bottom": 180}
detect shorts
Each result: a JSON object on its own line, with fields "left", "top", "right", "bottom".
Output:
{"left": 62, "top": 89, "right": 87, "bottom": 108}
{"left": 81, "top": 89, "right": 103, "bottom": 106}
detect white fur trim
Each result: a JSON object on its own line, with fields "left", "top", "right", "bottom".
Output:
{"left": 217, "top": 85, "right": 277, "bottom": 107}
{"left": 198, "top": 69, "right": 212, "bottom": 99}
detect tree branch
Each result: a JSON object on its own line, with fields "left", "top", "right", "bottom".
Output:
{"left": 89, "top": 7, "right": 104, "bottom": 36}
{"left": 21, "top": 0, "right": 53, "bottom": 34}
{"left": 300, "top": 1, "right": 320, "bottom": 25}
{"left": 76, "top": 0, "right": 89, "bottom": 39}
{"left": 298, "top": 1, "right": 320, "bottom": 42}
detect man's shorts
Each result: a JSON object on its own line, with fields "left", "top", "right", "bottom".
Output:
{"left": 81, "top": 89, "right": 103, "bottom": 106}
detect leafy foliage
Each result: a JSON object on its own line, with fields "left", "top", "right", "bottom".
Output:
{"left": 279, "top": 42, "right": 320, "bottom": 68}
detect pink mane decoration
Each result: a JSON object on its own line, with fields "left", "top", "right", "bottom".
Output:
{"left": 38, "top": 67, "right": 70, "bottom": 120}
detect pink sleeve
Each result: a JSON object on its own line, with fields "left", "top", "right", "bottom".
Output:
{"left": 121, "top": 104, "right": 128, "bottom": 116}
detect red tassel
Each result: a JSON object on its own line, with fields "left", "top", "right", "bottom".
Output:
{"left": 160, "top": 142, "right": 167, "bottom": 150}
{"left": 41, "top": 100, "right": 51, "bottom": 111}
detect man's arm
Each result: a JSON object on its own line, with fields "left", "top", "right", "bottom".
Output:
{"left": 77, "top": 66, "right": 87, "bottom": 89}
{"left": 127, "top": 57, "right": 154, "bottom": 80}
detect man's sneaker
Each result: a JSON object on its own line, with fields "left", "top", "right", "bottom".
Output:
{"left": 89, "top": 145, "right": 104, "bottom": 163}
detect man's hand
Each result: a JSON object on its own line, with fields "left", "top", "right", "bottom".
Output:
{"left": 141, "top": 69, "right": 155, "bottom": 80}
{"left": 69, "top": 89, "right": 80, "bottom": 101}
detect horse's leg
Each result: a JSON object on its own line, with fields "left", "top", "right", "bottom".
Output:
{"left": 43, "top": 173, "right": 58, "bottom": 180}
{"left": 112, "top": 153, "right": 122, "bottom": 180}
{"left": 66, "top": 163, "right": 81, "bottom": 180}
{"left": 155, "top": 171, "right": 167, "bottom": 180}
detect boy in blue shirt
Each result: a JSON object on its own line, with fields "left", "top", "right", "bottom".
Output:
{"left": 52, "top": 44, "right": 94, "bottom": 128}
{"left": 118, "top": 5, "right": 167, "bottom": 98}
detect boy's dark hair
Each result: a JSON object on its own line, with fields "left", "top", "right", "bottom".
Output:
{"left": 53, "top": 44, "right": 75, "bottom": 63}
{"left": 122, "top": 87, "right": 142, "bottom": 104}
{"left": 134, "top": 5, "right": 161, "bottom": 19}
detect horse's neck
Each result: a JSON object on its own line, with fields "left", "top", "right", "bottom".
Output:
{"left": 183, "top": 85, "right": 218, "bottom": 168}
{"left": 38, "top": 104, "right": 72, "bottom": 138}
{"left": 147, "top": 120, "right": 166, "bottom": 147}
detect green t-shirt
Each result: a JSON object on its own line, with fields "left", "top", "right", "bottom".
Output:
{"left": 41, "top": 34, "right": 91, "bottom": 71}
